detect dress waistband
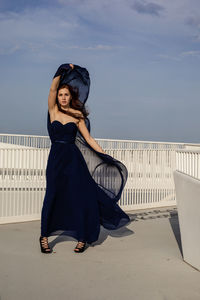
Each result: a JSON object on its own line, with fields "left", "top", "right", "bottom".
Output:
{"left": 53, "top": 139, "right": 75, "bottom": 144}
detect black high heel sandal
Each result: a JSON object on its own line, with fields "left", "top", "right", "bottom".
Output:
{"left": 74, "top": 241, "right": 86, "bottom": 253}
{"left": 39, "top": 236, "right": 52, "bottom": 254}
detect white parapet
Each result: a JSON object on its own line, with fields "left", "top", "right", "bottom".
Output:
{"left": 1, "top": 133, "right": 196, "bottom": 224}
{"left": 173, "top": 170, "right": 200, "bottom": 271}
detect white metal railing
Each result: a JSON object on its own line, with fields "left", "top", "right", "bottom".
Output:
{"left": 1, "top": 133, "right": 200, "bottom": 224}
{"left": 176, "top": 149, "right": 200, "bottom": 179}
{"left": 1, "top": 133, "right": 196, "bottom": 150}
{"left": 0, "top": 148, "right": 48, "bottom": 223}
{"left": 0, "top": 133, "right": 50, "bottom": 149}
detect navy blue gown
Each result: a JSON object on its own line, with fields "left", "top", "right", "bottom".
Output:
{"left": 40, "top": 64, "right": 130, "bottom": 244}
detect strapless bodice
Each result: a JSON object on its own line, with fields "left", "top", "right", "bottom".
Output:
{"left": 49, "top": 120, "right": 78, "bottom": 144}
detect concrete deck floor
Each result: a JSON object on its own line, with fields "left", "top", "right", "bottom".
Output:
{"left": 0, "top": 207, "right": 200, "bottom": 300}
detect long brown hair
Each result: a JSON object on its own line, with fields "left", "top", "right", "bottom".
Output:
{"left": 56, "top": 84, "right": 89, "bottom": 120}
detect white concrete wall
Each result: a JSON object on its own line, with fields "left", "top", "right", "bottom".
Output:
{"left": 173, "top": 170, "right": 200, "bottom": 271}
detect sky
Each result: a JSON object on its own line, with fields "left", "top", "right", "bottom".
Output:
{"left": 0, "top": 0, "right": 200, "bottom": 143}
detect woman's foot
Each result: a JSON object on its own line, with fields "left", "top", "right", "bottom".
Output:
{"left": 39, "top": 236, "right": 52, "bottom": 254}
{"left": 74, "top": 241, "right": 86, "bottom": 253}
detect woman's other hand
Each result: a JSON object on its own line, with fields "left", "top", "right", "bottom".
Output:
{"left": 53, "top": 63, "right": 74, "bottom": 78}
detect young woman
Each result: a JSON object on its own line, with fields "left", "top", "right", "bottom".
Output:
{"left": 39, "top": 63, "right": 130, "bottom": 254}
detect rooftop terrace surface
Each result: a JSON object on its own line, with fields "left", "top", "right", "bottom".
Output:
{"left": 0, "top": 207, "right": 200, "bottom": 300}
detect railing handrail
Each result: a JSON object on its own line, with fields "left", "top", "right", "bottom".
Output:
{"left": 1, "top": 133, "right": 200, "bottom": 146}
{"left": 0, "top": 133, "right": 48, "bottom": 138}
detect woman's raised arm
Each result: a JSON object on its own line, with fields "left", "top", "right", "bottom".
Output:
{"left": 48, "top": 63, "right": 74, "bottom": 111}
{"left": 48, "top": 76, "right": 61, "bottom": 111}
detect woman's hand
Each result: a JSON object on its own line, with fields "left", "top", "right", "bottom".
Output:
{"left": 53, "top": 63, "right": 74, "bottom": 78}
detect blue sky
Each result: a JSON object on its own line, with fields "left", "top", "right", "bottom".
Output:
{"left": 0, "top": 0, "right": 200, "bottom": 142}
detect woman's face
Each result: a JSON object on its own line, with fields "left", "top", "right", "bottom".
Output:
{"left": 57, "top": 87, "right": 71, "bottom": 108}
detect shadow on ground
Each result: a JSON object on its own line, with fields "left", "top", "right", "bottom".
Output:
{"left": 47, "top": 207, "right": 183, "bottom": 255}
{"left": 127, "top": 206, "right": 183, "bottom": 256}
{"left": 47, "top": 222, "right": 134, "bottom": 250}
{"left": 169, "top": 211, "right": 183, "bottom": 256}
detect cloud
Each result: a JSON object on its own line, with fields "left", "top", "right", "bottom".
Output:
{"left": 180, "top": 50, "right": 200, "bottom": 58}
{"left": 0, "top": 4, "right": 128, "bottom": 63}
{"left": 158, "top": 50, "right": 200, "bottom": 62}
{"left": 157, "top": 54, "right": 181, "bottom": 61}
{"left": 131, "top": 0, "right": 164, "bottom": 16}
{"left": 52, "top": 44, "right": 123, "bottom": 51}
{"left": 57, "top": 0, "right": 86, "bottom": 4}
{"left": 0, "top": 44, "right": 21, "bottom": 55}
{"left": 0, "top": 0, "right": 199, "bottom": 65}
{"left": 0, "top": 9, "right": 79, "bottom": 60}
{"left": 185, "top": 16, "right": 200, "bottom": 27}
{"left": 49, "top": 41, "right": 122, "bottom": 55}
{"left": 76, "top": 44, "right": 123, "bottom": 51}
{"left": 185, "top": 15, "right": 200, "bottom": 41}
